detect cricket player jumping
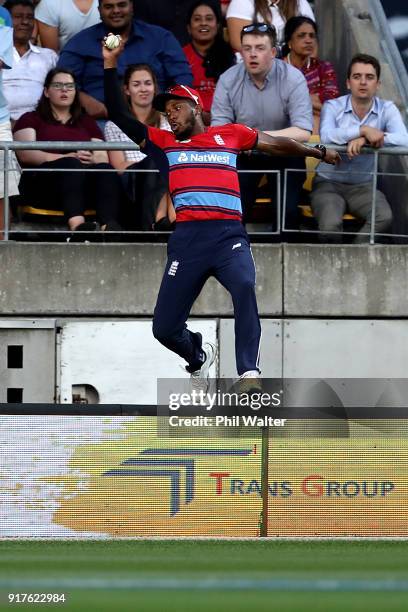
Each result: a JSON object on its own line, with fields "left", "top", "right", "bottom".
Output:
{"left": 102, "top": 39, "right": 339, "bottom": 391}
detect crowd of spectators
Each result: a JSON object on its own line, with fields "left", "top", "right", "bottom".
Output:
{"left": 0, "top": 0, "right": 407, "bottom": 241}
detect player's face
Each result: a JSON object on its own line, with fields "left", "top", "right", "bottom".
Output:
{"left": 347, "top": 62, "right": 380, "bottom": 102}
{"left": 164, "top": 99, "right": 197, "bottom": 140}
{"left": 241, "top": 34, "right": 276, "bottom": 79}
{"left": 99, "top": 0, "right": 133, "bottom": 33}
{"left": 124, "top": 70, "right": 155, "bottom": 108}
{"left": 188, "top": 4, "right": 218, "bottom": 45}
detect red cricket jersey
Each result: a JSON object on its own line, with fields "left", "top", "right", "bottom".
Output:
{"left": 147, "top": 123, "right": 258, "bottom": 222}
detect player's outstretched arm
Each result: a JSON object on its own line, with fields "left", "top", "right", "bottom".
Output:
{"left": 102, "top": 39, "right": 147, "bottom": 145}
{"left": 256, "top": 131, "right": 340, "bottom": 165}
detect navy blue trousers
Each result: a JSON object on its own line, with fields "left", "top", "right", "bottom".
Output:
{"left": 152, "top": 220, "right": 261, "bottom": 375}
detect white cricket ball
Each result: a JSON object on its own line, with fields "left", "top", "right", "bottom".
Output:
{"left": 104, "top": 33, "right": 121, "bottom": 50}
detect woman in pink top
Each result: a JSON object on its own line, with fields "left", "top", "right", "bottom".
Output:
{"left": 183, "top": 0, "right": 235, "bottom": 120}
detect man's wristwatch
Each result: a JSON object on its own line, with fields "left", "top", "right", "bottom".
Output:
{"left": 314, "top": 144, "right": 327, "bottom": 160}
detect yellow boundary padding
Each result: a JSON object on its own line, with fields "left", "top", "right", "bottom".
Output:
{"left": 19, "top": 205, "right": 96, "bottom": 217}
{"left": 302, "top": 135, "right": 358, "bottom": 221}
{"left": 303, "top": 134, "right": 321, "bottom": 192}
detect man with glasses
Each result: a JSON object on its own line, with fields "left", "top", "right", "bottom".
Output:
{"left": 211, "top": 22, "right": 313, "bottom": 232}
{"left": 3, "top": 0, "right": 57, "bottom": 122}
{"left": 102, "top": 39, "right": 339, "bottom": 387}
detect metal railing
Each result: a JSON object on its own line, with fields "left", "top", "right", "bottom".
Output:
{"left": 1, "top": 140, "right": 407, "bottom": 243}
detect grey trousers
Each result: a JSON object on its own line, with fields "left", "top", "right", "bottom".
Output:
{"left": 310, "top": 179, "right": 392, "bottom": 242}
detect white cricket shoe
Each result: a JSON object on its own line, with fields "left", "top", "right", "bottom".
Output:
{"left": 239, "top": 370, "right": 261, "bottom": 379}
{"left": 235, "top": 370, "right": 262, "bottom": 394}
{"left": 190, "top": 342, "right": 217, "bottom": 399}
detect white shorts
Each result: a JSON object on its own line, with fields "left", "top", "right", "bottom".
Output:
{"left": 0, "top": 120, "right": 20, "bottom": 198}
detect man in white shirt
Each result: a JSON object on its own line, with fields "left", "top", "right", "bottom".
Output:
{"left": 0, "top": 4, "right": 20, "bottom": 239}
{"left": 3, "top": 0, "right": 57, "bottom": 122}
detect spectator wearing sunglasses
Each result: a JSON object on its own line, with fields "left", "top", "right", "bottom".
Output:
{"left": 211, "top": 21, "right": 312, "bottom": 230}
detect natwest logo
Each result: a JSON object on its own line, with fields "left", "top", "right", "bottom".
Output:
{"left": 177, "top": 152, "right": 230, "bottom": 164}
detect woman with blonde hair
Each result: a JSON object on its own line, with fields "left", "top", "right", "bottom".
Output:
{"left": 226, "top": 0, "right": 314, "bottom": 51}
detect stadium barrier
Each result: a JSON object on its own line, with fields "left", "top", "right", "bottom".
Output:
{"left": 0, "top": 406, "right": 407, "bottom": 538}
{"left": 1, "top": 141, "right": 407, "bottom": 242}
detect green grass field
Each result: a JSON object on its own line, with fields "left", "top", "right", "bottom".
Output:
{"left": 1, "top": 540, "right": 408, "bottom": 611}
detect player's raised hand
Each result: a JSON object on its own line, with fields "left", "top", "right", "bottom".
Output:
{"left": 102, "top": 34, "right": 125, "bottom": 68}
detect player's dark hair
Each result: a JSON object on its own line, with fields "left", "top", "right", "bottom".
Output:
{"left": 36, "top": 68, "right": 83, "bottom": 125}
{"left": 347, "top": 54, "right": 381, "bottom": 80}
{"left": 123, "top": 63, "right": 163, "bottom": 128}
{"left": 187, "top": 0, "right": 235, "bottom": 80}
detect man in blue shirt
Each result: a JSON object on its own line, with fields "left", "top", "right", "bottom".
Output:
{"left": 0, "top": 5, "right": 20, "bottom": 239}
{"left": 311, "top": 53, "right": 408, "bottom": 242}
{"left": 58, "top": 0, "right": 192, "bottom": 119}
